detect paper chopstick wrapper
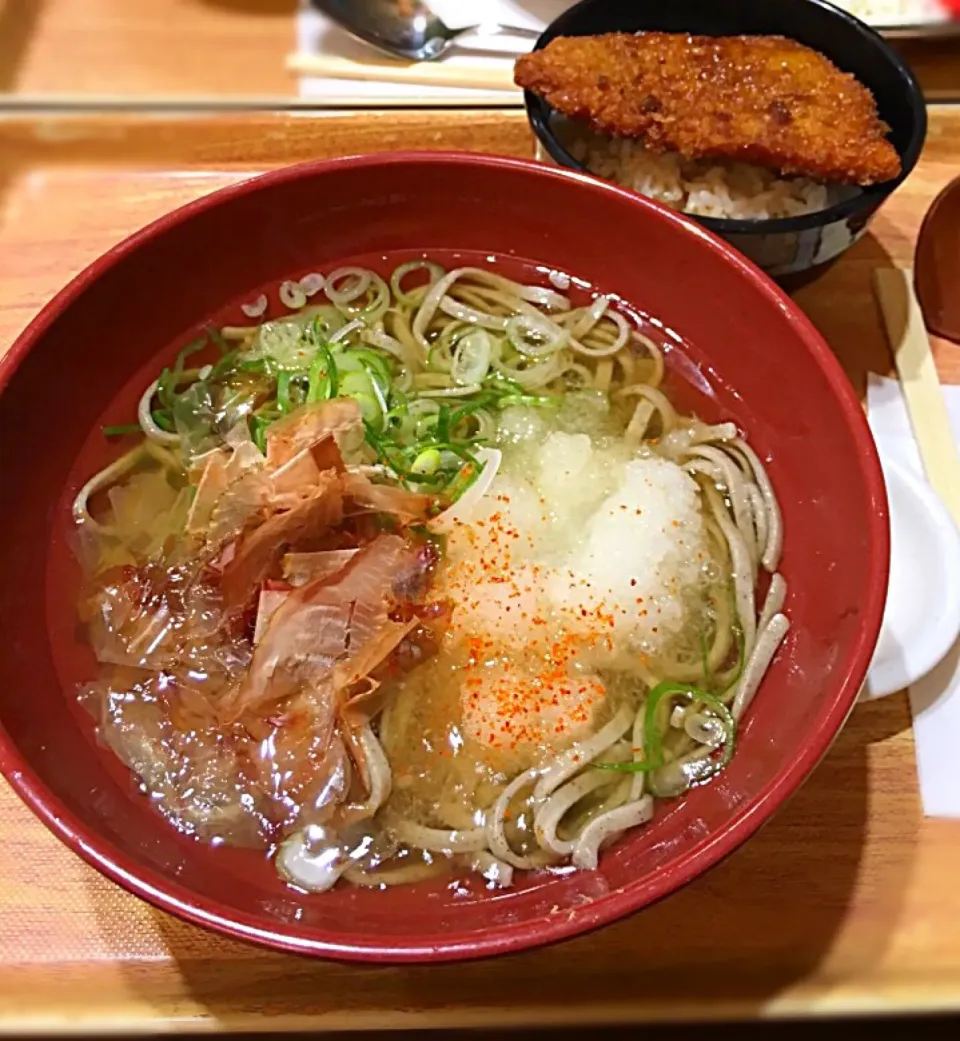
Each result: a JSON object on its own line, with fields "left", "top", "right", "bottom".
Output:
{"left": 868, "top": 374, "right": 960, "bottom": 819}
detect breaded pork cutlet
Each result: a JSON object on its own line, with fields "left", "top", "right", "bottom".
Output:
{"left": 515, "top": 33, "right": 901, "bottom": 186}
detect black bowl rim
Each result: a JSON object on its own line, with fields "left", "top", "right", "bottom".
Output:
{"left": 524, "top": 0, "right": 928, "bottom": 236}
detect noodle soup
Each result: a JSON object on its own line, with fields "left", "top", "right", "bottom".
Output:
{"left": 72, "top": 256, "right": 789, "bottom": 892}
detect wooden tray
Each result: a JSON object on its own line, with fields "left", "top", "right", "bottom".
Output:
{"left": 0, "top": 108, "right": 959, "bottom": 1033}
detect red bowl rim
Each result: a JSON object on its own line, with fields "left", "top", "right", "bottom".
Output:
{"left": 0, "top": 151, "right": 889, "bottom": 963}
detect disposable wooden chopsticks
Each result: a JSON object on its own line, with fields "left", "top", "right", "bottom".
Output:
{"left": 286, "top": 53, "right": 519, "bottom": 94}
{"left": 874, "top": 266, "right": 960, "bottom": 527}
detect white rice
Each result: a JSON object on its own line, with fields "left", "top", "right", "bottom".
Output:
{"left": 567, "top": 128, "right": 833, "bottom": 221}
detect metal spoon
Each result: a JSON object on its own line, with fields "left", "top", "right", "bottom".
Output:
{"left": 915, "top": 175, "right": 960, "bottom": 345}
{"left": 311, "top": 0, "right": 540, "bottom": 62}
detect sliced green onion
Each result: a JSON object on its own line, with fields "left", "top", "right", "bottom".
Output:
{"left": 351, "top": 348, "right": 392, "bottom": 390}
{"left": 420, "top": 441, "right": 478, "bottom": 465}
{"left": 363, "top": 419, "right": 388, "bottom": 456}
{"left": 425, "top": 342, "right": 453, "bottom": 373}
{"left": 483, "top": 373, "right": 558, "bottom": 409}
{"left": 360, "top": 361, "right": 391, "bottom": 418}
{"left": 330, "top": 350, "right": 364, "bottom": 374}
{"left": 151, "top": 409, "right": 176, "bottom": 433}
{"left": 156, "top": 342, "right": 206, "bottom": 409}
{"left": 209, "top": 350, "right": 239, "bottom": 382}
{"left": 255, "top": 314, "right": 326, "bottom": 370}
{"left": 597, "top": 683, "right": 736, "bottom": 778}
{"left": 325, "top": 267, "right": 371, "bottom": 306}
{"left": 336, "top": 370, "right": 381, "bottom": 426}
{"left": 249, "top": 415, "right": 271, "bottom": 454}
{"left": 435, "top": 404, "right": 451, "bottom": 444}
{"left": 156, "top": 369, "right": 175, "bottom": 411}
{"left": 102, "top": 423, "right": 142, "bottom": 438}
{"left": 340, "top": 370, "right": 372, "bottom": 398}
{"left": 497, "top": 393, "right": 561, "bottom": 410}
{"left": 280, "top": 279, "right": 308, "bottom": 310}
{"left": 443, "top": 460, "right": 480, "bottom": 503}
{"left": 385, "top": 405, "right": 417, "bottom": 443}
{"left": 352, "top": 393, "right": 382, "bottom": 425}
{"left": 411, "top": 448, "right": 441, "bottom": 476}
{"left": 207, "top": 326, "right": 229, "bottom": 355}
{"left": 450, "top": 328, "right": 492, "bottom": 386}
{"left": 505, "top": 313, "right": 568, "bottom": 359}
{"left": 159, "top": 338, "right": 207, "bottom": 408}
{"left": 492, "top": 349, "right": 561, "bottom": 390}
{"left": 326, "top": 268, "right": 390, "bottom": 321}
{"left": 177, "top": 336, "right": 207, "bottom": 366}
{"left": 307, "top": 335, "right": 338, "bottom": 403}
{"left": 390, "top": 259, "right": 445, "bottom": 305}
{"left": 446, "top": 397, "right": 495, "bottom": 437}
{"left": 277, "top": 371, "right": 295, "bottom": 414}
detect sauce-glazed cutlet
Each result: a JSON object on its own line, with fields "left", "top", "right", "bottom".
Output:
{"left": 514, "top": 33, "right": 901, "bottom": 186}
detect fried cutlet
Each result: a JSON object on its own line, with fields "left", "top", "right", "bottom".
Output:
{"left": 514, "top": 33, "right": 901, "bottom": 186}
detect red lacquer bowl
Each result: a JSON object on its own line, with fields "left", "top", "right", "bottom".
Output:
{"left": 0, "top": 153, "right": 888, "bottom": 962}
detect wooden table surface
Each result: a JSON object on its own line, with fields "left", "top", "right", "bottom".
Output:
{"left": 2, "top": 0, "right": 960, "bottom": 104}
{"left": 0, "top": 107, "right": 959, "bottom": 1032}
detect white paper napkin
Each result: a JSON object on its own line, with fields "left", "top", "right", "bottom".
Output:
{"left": 296, "top": 1, "right": 559, "bottom": 102}
{"left": 867, "top": 374, "right": 960, "bottom": 818}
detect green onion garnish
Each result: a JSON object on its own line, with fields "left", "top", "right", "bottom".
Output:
{"left": 597, "top": 682, "right": 736, "bottom": 777}
{"left": 276, "top": 371, "right": 294, "bottom": 414}
{"left": 102, "top": 423, "right": 142, "bottom": 438}
{"left": 208, "top": 349, "right": 238, "bottom": 382}
{"left": 151, "top": 409, "right": 176, "bottom": 433}
{"left": 436, "top": 404, "right": 451, "bottom": 443}
{"left": 307, "top": 318, "right": 339, "bottom": 403}
{"left": 206, "top": 325, "right": 229, "bottom": 356}
{"left": 307, "top": 341, "right": 338, "bottom": 402}
{"left": 412, "top": 448, "right": 441, "bottom": 476}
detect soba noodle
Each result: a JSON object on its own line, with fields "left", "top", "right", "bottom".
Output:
{"left": 74, "top": 261, "right": 789, "bottom": 892}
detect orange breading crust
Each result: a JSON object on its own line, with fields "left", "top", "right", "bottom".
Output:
{"left": 515, "top": 33, "right": 901, "bottom": 186}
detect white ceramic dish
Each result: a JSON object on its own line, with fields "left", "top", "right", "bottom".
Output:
{"left": 862, "top": 453, "right": 960, "bottom": 699}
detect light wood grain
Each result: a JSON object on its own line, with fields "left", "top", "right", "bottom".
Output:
{"left": 0, "top": 108, "right": 959, "bottom": 1032}
{"left": 1, "top": 0, "right": 960, "bottom": 103}
{"left": 0, "top": 0, "right": 296, "bottom": 99}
